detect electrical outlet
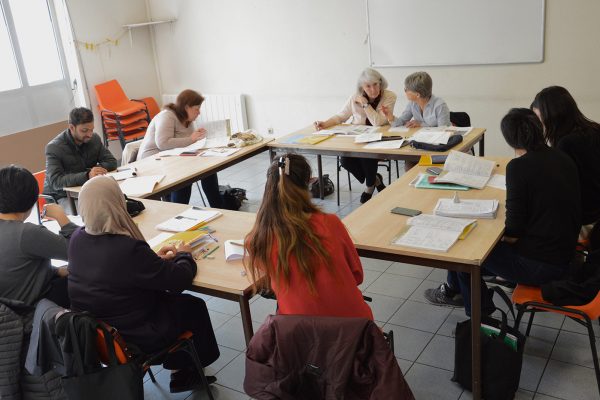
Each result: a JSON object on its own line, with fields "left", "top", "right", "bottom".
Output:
{"left": 267, "top": 127, "right": 274, "bottom": 135}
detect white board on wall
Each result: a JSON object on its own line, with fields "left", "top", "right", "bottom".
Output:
{"left": 367, "top": 0, "right": 545, "bottom": 67}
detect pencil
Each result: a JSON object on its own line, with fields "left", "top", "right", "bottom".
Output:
{"left": 203, "top": 245, "right": 220, "bottom": 259}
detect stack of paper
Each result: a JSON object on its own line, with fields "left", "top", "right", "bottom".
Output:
{"left": 107, "top": 167, "right": 137, "bottom": 181}
{"left": 119, "top": 175, "right": 164, "bottom": 197}
{"left": 434, "top": 151, "right": 495, "bottom": 189}
{"left": 158, "top": 139, "right": 207, "bottom": 157}
{"left": 150, "top": 230, "right": 210, "bottom": 252}
{"left": 363, "top": 139, "right": 405, "bottom": 149}
{"left": 434, "top": 198, "right": 499, "bottom": 219}
{"left": 224, "top": 240, "right": 245, "bottom": 261}
{"left": 354, "top": 132, "right": 382, "bottom": 143}
{"left": 409, "top": 130, "right": 451, "bottom": 145}
{"left": 393, "top": 214, "right": 477, "bottom": 252}
{"left": 156, "top": 207, "right": 222, "bottom": 232}
{"left": 201, "top": 147, "right": 239, "bottom": 157}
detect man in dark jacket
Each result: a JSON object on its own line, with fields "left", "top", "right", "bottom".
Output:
{"left": 43, "top": 107, "right": 117, "bottom": 214}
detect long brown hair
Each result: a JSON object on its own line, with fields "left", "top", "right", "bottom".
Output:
{"left": 244, "top": 153, "right": 332, "bottom": 294}
{"left": 165, "top": 89, "right": 204, "bottom": 127}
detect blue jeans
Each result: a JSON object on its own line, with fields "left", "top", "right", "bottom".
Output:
{"left": 447, "top": 241, "right": 569, "bottom": 316}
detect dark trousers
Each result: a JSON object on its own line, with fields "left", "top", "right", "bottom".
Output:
{"left": 159, "top": 294, "right": 220, "bottom": 369}
{"left": 448, "top": 241, "right": 569, "bottom": 316}
{"left": 45, "top": 275, "right": 70, "bottom": 308}
{"left": 340, "top": 157, "right": 378, "bottom": 187}
{"left": 168, "top": 174, "right": 223, "bottom": 208}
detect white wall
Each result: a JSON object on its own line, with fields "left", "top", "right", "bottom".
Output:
{"left": 65, "top": 0, "right": 161, "bottom": 156}
{"left": 148, "top": 0, "right": 600, "bottom": 156}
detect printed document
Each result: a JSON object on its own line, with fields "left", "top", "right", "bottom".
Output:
{"left": 156, "top": 207, "right": 222, "bottom": 232}
{"left": 119, "top": 175, "right": 164, "bottom": 197}
{"left": 393, "top": 214, "right": 476, "bottom": 252}
{"left": 355, "top": 132, "right": 383, "bottom": 143}
{"left": 363, "top": 139, "right": 405, "bottom": 149}
{"left": 197, "top": 119, "right": 231, "bottom": 148}
{"left": 434, "top": 150, "right": 495, "bottom": 189}
{"left": 434, "top": 198, "right": 499, "bottom": 219}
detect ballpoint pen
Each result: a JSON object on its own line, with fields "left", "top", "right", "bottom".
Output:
{"left": 203, "top": 245, "right": 220, "bottom": 259}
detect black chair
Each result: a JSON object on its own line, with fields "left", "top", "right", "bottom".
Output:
{"left": 336, "top": 157, "right": 396, "bottom": 206}
{"left": 450, "top": 111, "right": 473, "bottom": 154}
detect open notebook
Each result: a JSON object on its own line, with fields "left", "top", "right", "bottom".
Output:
{"left": 393, "top": 214, "right": 477, "bottom": 252}
{"left": 434, "top": 150, "right": 495, "bottom": 189}
{"left": 155, "top": 207, "right": 222, "bottom": 232}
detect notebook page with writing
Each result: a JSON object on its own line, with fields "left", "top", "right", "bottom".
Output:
{"left": 434, "top": 151, "right": 495, "bottom": 189}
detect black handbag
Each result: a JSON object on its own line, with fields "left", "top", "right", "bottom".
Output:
{"left": 61, "top": 313, "right": 143, "bottom": 400}
{"left": 452, "top": 287, "right": 526, "bottom": 400}
{"left": 309, "top": 174, "right": 335, "bottom": 198}
{"left": 124, "top": 195, "right": 145, "bottom": 217}
{"left": 410, "top": 133, "right": 463, "bottom": 151}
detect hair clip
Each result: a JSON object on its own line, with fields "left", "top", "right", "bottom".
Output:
{"left": 278, "top": 156, "right": 290, "bottom": 176}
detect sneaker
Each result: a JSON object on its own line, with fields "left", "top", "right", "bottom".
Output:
{"left": 360, "top": 192, "right": 373, "bottom": 204}
{"left": 375, "top": 173, "right": 386, "bottom": 192}
{"left": 424, "top": 283, "right": 464, "bottom": 307}
{"left": 170, "top": 369, "right": 217, "bottom": 393}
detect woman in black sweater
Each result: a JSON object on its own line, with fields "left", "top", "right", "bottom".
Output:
{"left": 425, "top": 108, "right": 581, "bottom": 315}
{"left": 68, "top": 176, "right": 219, "bottom": 393}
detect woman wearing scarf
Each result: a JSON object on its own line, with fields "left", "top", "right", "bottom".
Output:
{"left": 67, "top": 176, "right": 219, "bottom": 393}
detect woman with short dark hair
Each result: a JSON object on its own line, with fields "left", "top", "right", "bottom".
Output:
{"left": 0, "top": 165, "right": 76, "bottom": 307}
{"left": 137, "top": 89, "right": 222, "bottom": 207}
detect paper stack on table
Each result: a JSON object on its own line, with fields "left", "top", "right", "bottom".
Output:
{"left": 434, "top": 198, "right": 499, "bottom": 219}
{"left": 363, "top": 139, "right": 405, "bottom": 149}
{"left": 355, "top": 132, "right": 383, "bottom": 143}
{"left": 155, "top": 207, "right": 222, "bottom": 232}
{"left": 393, "top": 214, "right": 477, "bottom": 252}
{"left": 224, "top": 240, "right": 245, "bottom": 261}
{"left": 433, "top": 150, "right": 495, "bottom": 189}
{"left": 158, "top": 139, "right": 207, "bottom": 156}
{"left": 107, "top": 167, "right": 137, "bottom": 181}
{"left": 119, "top": 175, "right": 164, "bottom": 197}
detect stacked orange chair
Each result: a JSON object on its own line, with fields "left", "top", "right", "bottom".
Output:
{"left": 94, "top": 80, "right": 151, "bottom": 149}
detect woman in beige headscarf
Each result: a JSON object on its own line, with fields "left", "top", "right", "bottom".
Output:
{"left": 67, "top": 176, "right": 220, "bottom": 393}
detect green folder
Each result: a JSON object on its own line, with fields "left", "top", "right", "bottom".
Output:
{"left": 414, "top": 173, "right": 469, "bottom": 191}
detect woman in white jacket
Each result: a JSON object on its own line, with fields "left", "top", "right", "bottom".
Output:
{"left": 314, "top": 68, "right": 397, "bottom": 203}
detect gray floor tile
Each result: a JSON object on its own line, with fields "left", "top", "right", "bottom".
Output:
{"left": 460, "top": 389, "right": 534, "bottom": 399}
{"left": 397, "top": 357, "right": 413, "bottom": 376}
{"left": 405, "top": 363, "right": 463, "bottom": 400}
{"left": 215, "top": 352, "right": 247, "bottom": 393}
{"left": 247, "top": 296, "right": 277, "bottom": 324}
{"left": 358, "top": 269, "right": 383, "bottom": 291}
{"left": 359, "top": 257, "right": 393, "bottom": 272}
{"left": 519, "top": 323, "right": 559, "bottom": 359}
{"left": 186, "top": 385, "right": 248, "bottom": 399}
{"left": 143, "top": 368, "right": 192, "bottom": 399}
{"left": 438, "top": 308, "right": 469, "bottom": 337}
{"left": 527, "top": 310, "right": 565, "bottom": 330}
{"left": 538, "top": 360, "right": 600, "bottom": 400}
{"left": 367, "top": 273, "right": 422, "bottom": 299}
{"left": 428, "top": 268, "right": 450, "bottom": 282}
{"left": 209, "top": 310, "right": 235, "bottom": 331}
{"left": 383, "top": 323, "right": 434, "bottom": 361}
{"left": 519, "top": 354, "right": 547, "bottom": 392}
{"left": 417, "top": 334, "right": 455, "bottom": 371}
{"left": 551, "top": 330, "right": 596, "bottom": 368}
{"left": 531, "top": 394, "right": 566, "bottom": 400}
{"left": 561, "top": 316, "right": 599, "bottom": 338}
{"left": 206, "top": 297, "right": 243, "bottom": 316}
{"left": 362, "top": 291, "right": 406, "bottom": 324}
{"left": 206, "top": 345, "right": 242, "bottom": 375}
{"left": 214, "top": 316, "right": 262, "bottom": 351}
{"left": 386, "top": 262, "right": 433, "bottom": 279}
{"left": 389, "top": 299, "right": 452, "bottom": 333}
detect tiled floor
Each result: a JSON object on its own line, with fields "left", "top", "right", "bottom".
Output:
{"left": 144, "top": 151, "right": 599, "bottom": 399}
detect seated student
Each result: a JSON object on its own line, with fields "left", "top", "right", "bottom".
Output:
{"left": 424, "top": 108, "right": 581, "bottom": 316}
{"left": 382, "top": 71, "right": 450, "bottom": 128}
{"left": 314, "top": 68, "right": 397, "bottom": 203}
{"left": 67, "top": 176, "right": 219, "bottom": 393}
{"left": 531, "top": 86, "right": 600, "bottom": 231}
{"left": 44, "top": 107, "right": 117, "bottom": 214}
{"left": 245, "top": 153, "right": 373, "bottom": 320}
{"left": 0, "top": 165, "right": 77, "bottom": 308}
{"left": 137, "top": 89, "right": 222, "bottom": 207}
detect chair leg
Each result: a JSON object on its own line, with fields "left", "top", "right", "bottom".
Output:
{"left": 147, "top": 367, "right": 157, "bottom": 383}
{"left": 525, "top": 310, "right": 536, "bottom": 336}
{"left": 387, "top": 160, "right": 392, "bottom": 184}
{"left": 584, "top": 315, "right": 600, "bottom": 397}
{"left": 347, "top": 171, "right": 352, "bottom": 191}
{"left": 181, "top": 339, "right": 215, "bottom": 400}
{"left": 336, "top": 157, "right": 340, "bottom": 206}
{"left": 195, "top": 182, "right": 207, "bottom": 207}
{"left": 395, "top": 160, "right": 400, "bottom": 178}
{"left": 514, "top": 305, "right": 525, "bottom": 327}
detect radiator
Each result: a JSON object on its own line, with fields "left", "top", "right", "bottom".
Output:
{"left": 161, "top": 93, "right": 248, "bottom": 133}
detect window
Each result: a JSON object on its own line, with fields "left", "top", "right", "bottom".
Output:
{"left": 0, "top": 0, "right": 65, "bottom": 90}
{"left": 0, "top": 4, "right": 20, "bottom": 91}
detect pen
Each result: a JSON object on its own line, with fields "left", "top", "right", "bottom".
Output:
{"left": 230, "top": 240, "right": 244, "bottom": 247}
{"left": 203, "top": 246, "right": 220, "bottom": 259}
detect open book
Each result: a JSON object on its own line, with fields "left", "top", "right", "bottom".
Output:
{"left": 155, "top": 207, "right": 222, "bottom": 232}
{"left": 434, "top": 198, "right": 499, "bottom": 219}
{"left": 393, "top": 214, "right": 477, "bottom": 252}
{"left": 224, "top": 240, "right": 245, "bottom": 262}
{"left": 434, "top": 151, "right": 495, "bottom": 189}
{"left": 119, "top": 175, "right": 164, "bottom": 197}
{"left": 197, "top": 119, "right": 231, "bottom": 148}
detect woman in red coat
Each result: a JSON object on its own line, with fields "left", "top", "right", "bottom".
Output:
{"left": 245, "top": 153, "right": 373, "bottom": 320}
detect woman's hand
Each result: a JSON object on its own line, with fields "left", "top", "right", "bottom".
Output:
{"left": 406, "top": 120, "right": 421, "bottom": 128}
{"left": 176, "top": 243, "right": 193, "bottom": 254}
{"left": 157, "top": 244, "right": 177, "bottom": 260}
{"left": 313, "top": 121, "right": 326, "bottom": 131}
{"left": 42, "top": 204, "right": 70, "bottom": 227}
{"left": 190, "top": 128, "right": 207, "bottom": 142}
{"left": 56, "top": 266, "right": 69, "bottom": 277}
{"left": 380, "top": 106, "right": 394, "bottom": 123}
{"left": 354, "top": 95, "right": 368, "bottom": 106}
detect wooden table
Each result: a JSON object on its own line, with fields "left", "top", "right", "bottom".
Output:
{"left": 133, "top": 199, "right": 257, "bottom": 346}
{"left": 268, "top": 125, "right": 486, "bottom": 198}
{"left": 342, "top": 158, "right": 509, "bottom": 400}
{"left": 64, "top": 140, "right": 272, "bottom": 213}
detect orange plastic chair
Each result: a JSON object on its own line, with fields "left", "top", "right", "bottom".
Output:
{"left": 96, "top": 325, "right": 215, "bottom": 400}
{"left": 141, "top": 96, "right": 161, "bottom": 120}
{"left": 32, "top": 170, "right": 56, "bottom": 224}
{"left": 94, "top": 80, "right": 147, "bottom": 117}
{"left": 512, "top": 284, "right": 600, "bottom": 395}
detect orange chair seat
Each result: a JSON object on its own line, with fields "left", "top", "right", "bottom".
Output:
{"left": 100, "top": 102, "right": 146, "bottom": 117}
{"left": 104, "top": 120, "right": 148, "bottom": 134}
{"left": 513, "top": 284, "right": 600, "bottom": 320}
{"left": 105, "top": 129, "right": 146, "bottom": 142}
{"left": 102, "top": 111, "right": 148, "bottom": 127}
{"left": 141, "top": 96, "right": 161, "bottom": 120}
{"left": 96, "top": 328, "right": 129, "bottom": 365}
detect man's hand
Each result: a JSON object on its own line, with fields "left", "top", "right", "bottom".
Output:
{"left": 42, "top": 204, "right": 70, "bottom": 227}
{"left": 88, "top": 166, "right": 108, "bottom": 179}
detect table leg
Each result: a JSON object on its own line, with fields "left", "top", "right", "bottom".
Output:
{"left": 478, "top": 134, "right": 485, "bottom": 156}
{"left": 239, "top": 294, "right": 254, "bottom": 347}
{"left": 67, "top": 193, "right": 78, "bottom": 216}
{"left": 471, "top": 266, "right": 482, "bottom": 400}
{"left": 269, "top": 148, "right": 276, "bottom": 161}
{"left": 317, "top": 155, "right": 324, "bottom": 199}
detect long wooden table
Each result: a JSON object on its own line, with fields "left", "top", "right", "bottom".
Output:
{"left": 133, "top": 199, "right": 257, "bottom": 346}
{"left": 268, "top": 125, "right": 486, "bottom": 198}
{"left": 64, "top": 139, "right": 272, "bottom": 213}
{"left": 342, "top": 158, "right": 509, "bottom": 400}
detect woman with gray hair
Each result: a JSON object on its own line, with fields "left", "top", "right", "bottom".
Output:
{"left": 382, "top": 71, "right": 450, "bottom": 128}
{"left": 313, "top": 68, "right": 397, "bottom": 203}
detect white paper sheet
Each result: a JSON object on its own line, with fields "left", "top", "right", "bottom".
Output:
{"left": 363, "top": 139, "right": 405, "bottom": 149}
{"left": 201, "top": 147, "right": 239, "bottom": 157}
{"left": 434, "top": 150, "right": 495, "bottom": 189}
{"left": 118, "top": 175, "right": 164, "bottom": 197}
{"left": 197, "top": 120, "right": 230, "bottom": 148}
{"left": 409, "top": 130, "right": 451, "bottom": 144}
{"left": 158, "top": 139, "right": 207, "bottom": 156}
{"left": 354, "top": 132, "right": 383, "bottom": 143}
{"left": 107, "top": 167, "right": 137, "bottom": 181}
{"left": 155, "top": 207, "right": 222, "bottom": 232}
{"left": 394, "top": 226, "right": 461, "bottom": 252}
{"left": 224, "top": 240, "right": 245, "bottom": 261}
{"left": 434, "top": 199, "right": 499, "bottom": 219}
{"left": 387, "top": 126, "right": 410, "bottom": 133}
{"left": 407, "top": 214, "right": 476, "bottom": 232}
{"left": 486, "top": 174, "right": 506, "bottom": 190}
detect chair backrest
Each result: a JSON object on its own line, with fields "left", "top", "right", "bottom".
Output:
{"left": 121, "top": 141, "right": 142, "bottom": 166}
{"left": 33, "top": 170, "right": 46, "bottom": 208}
{"left": 142, "top": 96, "right": 161, "bottom": 120}
{"left": 95, "top": 325, "right": 129, "bottom": 365}
{"left": 94, "top": 80, "right": 129, "bottom": 111}
{"left": 450, "top": 111, "right": 471, "bottom": 127}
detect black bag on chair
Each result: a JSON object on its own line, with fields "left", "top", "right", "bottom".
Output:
{"left": 410, "top": 133, "right": 463, "bottom": 151}
{"left": 60, "top": 313, "right": 143, "bottom": 400}
{"left": 452, "top": 288, "right": 526, "bottom": 400}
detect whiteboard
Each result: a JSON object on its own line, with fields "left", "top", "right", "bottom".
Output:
{"left": 367, "top": 0, "right": 545, "bottom": 67}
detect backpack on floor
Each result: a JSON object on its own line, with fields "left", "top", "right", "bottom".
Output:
{"left": 309, "top": 175, "right": 335, "bottom": 198}
{"left": 219, "top": 185, "right": 247, "bottom": 210}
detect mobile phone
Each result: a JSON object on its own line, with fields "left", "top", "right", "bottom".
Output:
{"left": 426, "top": 167, "right": 443, "bottom": 175}
{"left": 391, "top": 207, "right": 422, "bottom": 217}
